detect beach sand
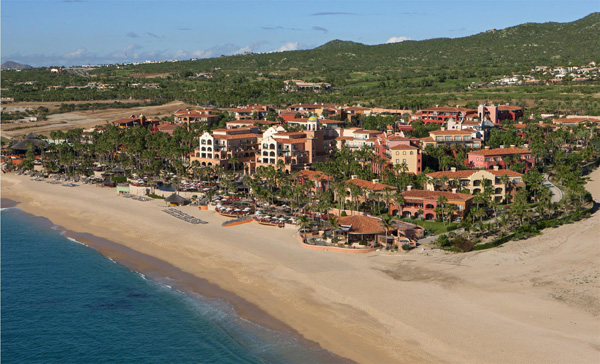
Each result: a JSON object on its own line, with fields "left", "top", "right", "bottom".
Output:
{"left": 2, "top": 170, "right": 600, "bottom": 364}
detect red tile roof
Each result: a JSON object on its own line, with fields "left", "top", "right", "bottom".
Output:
{"left": 427, "top": 169, "right": 522, "bottom": 178}
{"left": 402, "top": 189, "right": 474, "bottom": 201}
{"left": 298, "top": 169, "right": 333, "bottom": 181}
{"left": 338, "top": 215, "right": 391, "bottom": 235}
{"left": 345, "top": 178, "right": 396, "bottom": 192}
{"left": 430, "top": 129, "right": 476, "bottom": 135}
{"left": 390, "top": 144, "right": 419, "bottom": 150}
{"left": 469, "top": 147, "right": 530, "bottom": 156}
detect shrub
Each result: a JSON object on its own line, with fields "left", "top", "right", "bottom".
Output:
{"left": 452, "top": 236, "right": 474, "bottom": 252}
{"left": 112, "top": 175, "right": 127, "bottom": 183}
{"left": 437, "top": 234, "right": 450, "bottom": 247}
{"left": 341, "top": 211, "right": 347, "bottom": 217}
{"left": 359, "top": 240, "right": 367, "bottom": 246}
{"left": 401, "top": 243, "right": 411, "bottom": 251}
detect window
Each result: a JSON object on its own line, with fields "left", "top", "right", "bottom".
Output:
{"left": 445, "top": 136, "right": 452, "bottom": 141}
{"left": 403, "top": 151, "right": 406, "bottom": 155}
{"left": 454, "top": 136, "right": 461, "bottom": 141}
{"left": 410, "top": 151, "right": 414, "bottom": 155}
{"left": 395, "top": 159, "right": 399, "bottom": 163}
{"left": 463, "top": 136, "right": 471, "bottom": 141}
{"left": 403, "top": 159, "right": 406, "bottom": 163}
{"left": 436, "top": 136, "right": 443, "bottom": 141}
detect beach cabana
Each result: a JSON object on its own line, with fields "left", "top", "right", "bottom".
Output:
{"left": 165, "top": 193, "right": 189, "bottom": 206}
{"left": 337, "top": 215, "right": 397, "bottom": 246}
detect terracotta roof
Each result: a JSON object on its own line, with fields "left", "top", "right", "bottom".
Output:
{"left": 469, "top": 147, "right": 530, "bottom": 156}
{"left": 427, "top": 169, "right": 522, "bottom": 178}
{"left": 338, "top": 215, "right": 392, "bottom": 235}
{"left": 390, "top": 144, "right": 419, "bottom": 150}
{"left": 553, "top": 117, "right": 600, "bottom": 123}
{"left": 497, "top": 105, "right": 523, "bottom": 111}
{"left": 422, "top": 106, "right": 476, "bottom": 113}
{"left": 345, "top": 178, "right": 396, "bottom": 192}
{"left": 402, "top": 189, "right": 474, "bottom": 201}
{"left": 420, "top": 137, "right": 434, "bottom": 142}
{"left": 298, "top": 169, "right": 332, "bottom": 181}
{"left": 430, "top": 129, "right": 476, "bottom": 135}
{"left": 353, "top": 129, "right": 380, "bottom": 134}
{"left": 387, "top": 135, "right": 415, "bottom": 141}
{"left": 215, "top": 134, "right": 260, "bottom": 140}
{"left": 273, "top": 137, "right": 307, "bottom": 144}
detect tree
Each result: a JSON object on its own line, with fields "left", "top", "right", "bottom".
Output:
{"left": 436, "top": 195, "right": 448, "bottom": 223}
{"left": 297, "top": 215, "right": 311, "bottom": 243}
{"left": 380, "top": 215, "right": 394, "bottom": 249}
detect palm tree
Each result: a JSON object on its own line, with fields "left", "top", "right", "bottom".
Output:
{"left": 436, "top": 195, "right": 448, "bottom": 223}
{"left": 392, "top": 192, "right": 405, "bottom": 217}
{"left": 380, "top": 215, "right": 395, "bottom": 250}
{"left": 297, "top": 215, "right": 311, "bottom": 243}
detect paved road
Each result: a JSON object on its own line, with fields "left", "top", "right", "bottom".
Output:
{"left": 543, "top": 173, "right": 564, "bottom": 203}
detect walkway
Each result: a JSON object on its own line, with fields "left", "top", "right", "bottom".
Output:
{"left": 543, "top": 174, "right": 563, "bottom": 203}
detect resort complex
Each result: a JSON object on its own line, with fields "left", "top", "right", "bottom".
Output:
{"left": 3, "top": 95, "right": 598, "bottom": 254}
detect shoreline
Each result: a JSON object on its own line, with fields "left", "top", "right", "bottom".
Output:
{"left": 3, "top": 172, "right": 600, "bottom": 364}
{"left": 0, "top": 203, "right": 351, "bottom": 363}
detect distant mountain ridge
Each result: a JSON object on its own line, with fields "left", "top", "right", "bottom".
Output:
{"left": 130, "top": 12, "right": 599, "bottom": 75}
{"left": 2, "top": 61, "right": 33, "bottom": 70}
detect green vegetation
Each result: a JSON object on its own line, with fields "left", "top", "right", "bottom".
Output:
{"left": 2, "top": 13, "right": 599, "bottom": 114}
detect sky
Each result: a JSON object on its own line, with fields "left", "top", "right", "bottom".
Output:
{"left": 1, "top": 0, "right": 598, "bottom": 67}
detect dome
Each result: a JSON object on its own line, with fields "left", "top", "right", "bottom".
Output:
{"left": 308, "top": 116, "right": 318, "bottom": 123}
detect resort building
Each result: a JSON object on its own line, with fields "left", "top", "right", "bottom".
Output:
{"left": 372, "top": 133, "right": 423, "bottom": 175}
{"left": 286, "top": 118, "right": 346, "bottom": 129}
{"left": 231, "top": 105, "right": 273, "bottom": 120}
{"left": 426, "top": 167, "right": 525, "bottom": 203}
{"left": 467, "top": 146, "right": 534, "bottom": 171}
{"left": 174, "top": 109, "right": 220, "bottom": 125}
{"left": 255, "top": 118, "right": 334, "bottom": 173}
{"left": 344, "top": 176, "right": 397, "bottom": 204}
{"left": 284, "top": 80, "right": 332, "bottom": 92}
{"left": 419, "top": 106, "right": 477, "bottom": 124}
{"left": 392, "top": 187, "right": 474, "bottom": 221}
{"left": 420, "top": 129, "right": 482, "bottom": 149}
{"left": 111, "top": 115, "right": 151, "bottom": 128}
{"left": 552, "top": 116, "right": 600, "bottom": 126}
{"left": 190, "top": 126, "right": 262, "bottom": 173}
{"left": 335, "top": 128, "right": 382, "bottom": 151}
{"left": 296, "top": 169, "right": 333, "bottom": 194}
{"left": 226, "top": 120, "right": 279, "bottom": 129}
{"left": 338, "top": 214, "right": 397, "bottom": 247}
{"left": 477, "top": 104, "right": 524, "bottom": 125}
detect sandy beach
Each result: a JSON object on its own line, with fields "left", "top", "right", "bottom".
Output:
{"left": 2, "top": 170, "right": 600, "bottom": 364}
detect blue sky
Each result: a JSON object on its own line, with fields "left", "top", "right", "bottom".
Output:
{"left": 1, "top": 0, "right": 598, "bottom": 67}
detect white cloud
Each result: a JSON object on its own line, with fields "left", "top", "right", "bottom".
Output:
{"left": 386, "top": 36, "right": 411, "bottom": 44}
{"left": 272, "top": 41, "right": 299, "bottom": 53}
{"left": 109, "top": 44, "right": 142, "bottom": 59}
{"left": 64, "top": 48, "right": 88, "bottom": 59}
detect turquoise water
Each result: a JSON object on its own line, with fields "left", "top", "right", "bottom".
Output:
{"left": 1, "top": 208, "right": 348, "bottom": 364}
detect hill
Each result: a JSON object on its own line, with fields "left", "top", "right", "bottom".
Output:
{"left": 1, "top": 13, "right": 599, "bottom": 112}
{"left": 131, "top": 12, "right": 600, "bottom": 75}
{"left": 1, "top": 61, "right": 33, "bottom": 71}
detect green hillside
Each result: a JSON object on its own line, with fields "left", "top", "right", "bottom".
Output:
{"left": 2, "top": 13, "right": 599, "bottom": 113}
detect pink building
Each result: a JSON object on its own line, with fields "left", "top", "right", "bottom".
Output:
{"left": 467, "top": 146, "right": 534, "bottom": 171}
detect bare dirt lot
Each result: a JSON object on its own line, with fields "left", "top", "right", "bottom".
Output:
{"left": 1, "top": 100, "right": 192, "bottom": 139}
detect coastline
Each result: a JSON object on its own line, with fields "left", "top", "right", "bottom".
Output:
{"left": 0, "top": 206, "right": 351, "bottom": 363}
{"left": 3, "top": 172, "right": 600, "bottom": 364}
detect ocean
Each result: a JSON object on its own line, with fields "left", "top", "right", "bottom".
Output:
{"left": 1, "top": 207, "right": 349, "bottom": 364}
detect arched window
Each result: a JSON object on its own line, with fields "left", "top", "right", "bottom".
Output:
{"left": 270, "top": 144, "right": 275, "bottom": 149}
